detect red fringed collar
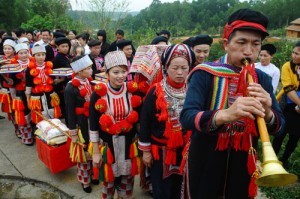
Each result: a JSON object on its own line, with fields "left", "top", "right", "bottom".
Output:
{"left": 166, "top": 76, "right": 185, "bottom": 89}
{"left": 154, "top": 81, "right": 185, "bottom": 165}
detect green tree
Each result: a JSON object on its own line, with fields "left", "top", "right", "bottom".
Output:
{"left": 0, "top": 0, "right": 31, "bottom": 30}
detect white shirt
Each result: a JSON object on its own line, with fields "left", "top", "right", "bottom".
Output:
{"left": 84, "top": 45, "right": 91, "bottom": 55}
{"left": 255, "top": 62, "right": 280, "bottom": 93}
{"left": 33, "top": 39, "right": 48, "bottom": 47}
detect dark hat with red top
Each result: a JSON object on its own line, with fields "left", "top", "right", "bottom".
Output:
{"left": 223, "top": 8, "right": 269, "bottom": 40}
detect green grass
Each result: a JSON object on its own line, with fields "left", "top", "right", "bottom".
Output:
{"left": 260, "top": 136, "right": 300, "bottom": 199}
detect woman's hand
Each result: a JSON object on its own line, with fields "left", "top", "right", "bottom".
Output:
{"left": 93, "top": 153, "right": 102, "bottom": 168}
{"left": 85, "top": 151, "right": 92, "bottom": 161}
{"left": 142, "top": 151, "right": 153, "bottom": 168}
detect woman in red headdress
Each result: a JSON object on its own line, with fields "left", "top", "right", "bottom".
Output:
{"left": 138, "top": 44, "right": 195, "bottom": 199}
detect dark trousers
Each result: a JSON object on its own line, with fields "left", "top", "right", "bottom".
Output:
{"left": 273, "top": 132, "right": 300, "bottom": 162}
{"left": 150, "top": 158, "right": 182, "bottom": 199}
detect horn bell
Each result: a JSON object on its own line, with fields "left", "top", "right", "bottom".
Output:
{"left": 255, "top": 142, "right": 298, "bottom": 187}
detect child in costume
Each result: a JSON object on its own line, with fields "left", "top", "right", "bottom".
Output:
{"left": 25, "top": 45, "right": 61, "bottom": 124}
{"left": 10, "top": 43, "right": 34, "bottom": 145}
{"left": 0, "top": 39, "right": 18, "bottom": 135}
{"left": 65, "top": 55, "right": 98, "bottom": 193}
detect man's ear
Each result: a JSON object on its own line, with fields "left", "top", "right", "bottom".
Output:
{"left": 223, "top": 38, "right": 228, "bottom": 51}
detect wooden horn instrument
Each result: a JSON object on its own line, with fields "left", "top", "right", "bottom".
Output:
{"left": 243, "top": 58, "right": 298, "bottom": 187}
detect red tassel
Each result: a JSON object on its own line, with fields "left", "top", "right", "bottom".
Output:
{"left": 180, "top": 140, "right": 190, "bottom": 174}
{"left": 53, "top": 106, "right": 62, "bottom": 118}
{"left": 0, "top": 93, "right": 12, "bottom": 114}
{"left": 155, "top": 84, "right": 168, "bottom": 121}
{"left": 167, "top": 131, "right": 183, "bottom": 149}
{"left": 106, "top": 147, "right": 114, "bottom": 164}
{"left": 165, "top": 149, "right": 176, "bottom": 165}
{"left": 215, "top": 133, "right": 229, "bottom": 151}
{"left": 184, "top": 130, "right": 192, "bottom": 144}
{"left": 247, "top": 147, "right": 257, "bottom": 175}
{"left": 129, "top": 143, "right": 135, "bottom": 159}
{"left": 17, "top": 111, "right": 26, "bottom": 126}
{"left": 131, "top": 157, "right": 138, "bottom": 176}
{"left": 248, "top": 171, "right": 259, "bottom": 198}
{"left": 233, "top": 133, "right": 242, "bottom": 151}
{"left": 151, "top": 145, "right": 160, "bottom": 160}
{"left": 105, "top": 164, "right": 114, "bottom": 182}
{"left": 241, "top": 132, "right": 251, "bottom": 151}
{"left": 93, "top": 167, "right": 99, "bottom": 180}
{"left": 13, "top": 99, "right": 27, "bottom": 126}
{"left": 31, "top": 110, "right": 43, "bottom": 124}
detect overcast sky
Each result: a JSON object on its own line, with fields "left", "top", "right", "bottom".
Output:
{"left": 70, "top": 0, "right": 189, "bottom": 12}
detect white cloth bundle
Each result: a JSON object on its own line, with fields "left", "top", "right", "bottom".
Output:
{"left": 35, "top": 119, "right": 69, "bottom": 145}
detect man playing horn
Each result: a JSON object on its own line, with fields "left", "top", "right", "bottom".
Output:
{"left": 180, "top": 8, "right": 285, "bottom": 199}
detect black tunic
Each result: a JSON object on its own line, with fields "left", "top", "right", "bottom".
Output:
{"left": 64, "top": 82, "right": 90, "bottom": 150}
{"left": 139, "top": 86, "right": 167, "bottom": 146}
{"left": 45, "top": 44, "right": 56, "bottom": 62}
{"left": 52, "top": 52, "right": 71, "bottom": 119}
{"left": 100, "top": 42, "right": 110, "bottom": 56}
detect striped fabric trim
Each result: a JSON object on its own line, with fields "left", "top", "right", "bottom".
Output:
{"left": 193, "top": 64, "right": 238, "bottom": 78}
{"left": 194, "top": 111, "right": 204, "bottom": 131}
{"left": 210, "top": 76, "right": 229, "bottom": 110}
{"left": 89, "top": 130, "right": 99, "bottom": 142}
{"left": 138, "top": 140, "right": 151, "bottom": 151}
{"left": 219, "top": 53, "right": 228, "bottom": 64}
